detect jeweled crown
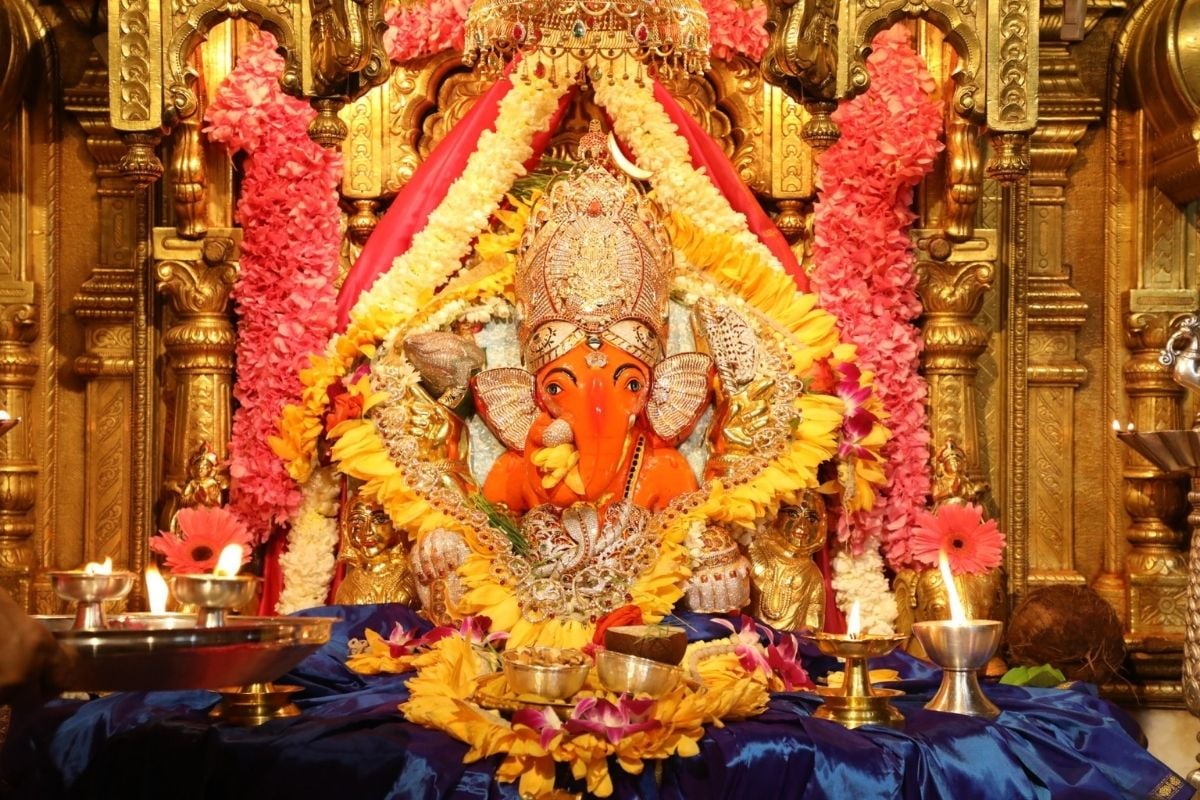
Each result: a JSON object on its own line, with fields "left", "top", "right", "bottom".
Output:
{"left": 516, "top": 123, "right": 672, "bottom": 371}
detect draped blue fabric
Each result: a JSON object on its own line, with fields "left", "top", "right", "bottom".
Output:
{"left": 2, "top": 604, "right": 1190, "bottom": 800}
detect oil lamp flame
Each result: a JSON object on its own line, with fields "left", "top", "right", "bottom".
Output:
{"left": 847, "top": 600, "right": 862, "bottom": 639}
{"left": 145, "top": 564, "right": 168, "bottom": 614}
{"left": 213, "top": 544, "right": 243, "bottom": 578}
{"left": 1111, "top": 419, "right": 1120, "bottom": 432}
{"left": 83, "top": 557, "right": 113, "bottom": 575}
{"left": 939, "top": 550, "right": 967, "bottom": 624}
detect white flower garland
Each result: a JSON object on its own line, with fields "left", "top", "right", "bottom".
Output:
{"left": 830, "top": 537, "right": 897, "bottom": 632}
{"left": 343, "top": 72, "right": 570, "bottom": 337}
{"left": 593, "top": 76, "right": 784, "bottom": 274}
{"left": 277, "top": 466, "right": 341, "bottom": 614}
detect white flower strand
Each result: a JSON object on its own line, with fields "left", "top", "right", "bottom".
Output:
{"left": 278, "top": 466, "right": 341, "bottom": 614}
{"left": 344, "top": 74, "right": 570, "bottom": 333}
{"left": 593, "top": 76, "right": 785, "bottom": 274}
{"left": 830, "top": 537, "right": 897, "bottom": 633}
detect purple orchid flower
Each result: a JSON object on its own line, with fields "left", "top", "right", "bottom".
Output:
{"left": 712, "top": 614, "right": 773, "bottom": 675}
{"left": 835, "top": 363, "right": 881, "bottom": 447}
{"left": 425, "top": 615, "right": 509, "bottom": 648}
{"left": 764, "top": 632, "right": 814, "bottom": 691}
{"left": 563, "top": 696, "right": 661, "bottom": 744}
{"left": 512, "top": 706, "right": 564, "bottom": 750}
{"left": 384, "top": 620, "right": 427, "bottom": 658}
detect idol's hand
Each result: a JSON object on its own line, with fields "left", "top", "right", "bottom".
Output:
{"left": 411, "top": 528, "right": 469, "bottom": 586}
{"left": 716, "top": 375, "right": 776, "bottom": 452}
{"left": 0, "top": 588, "right": 70, "bottom": 706}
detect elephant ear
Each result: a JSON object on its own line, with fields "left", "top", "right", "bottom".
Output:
{"left": 647, "top": 352, "right": 714, "bottom": 444}
{"left": 471, "top": 368, "right": 537, "bottom": 452}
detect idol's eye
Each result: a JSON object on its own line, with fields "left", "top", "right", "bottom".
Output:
{"left": 545, "top": 382, "right": 563, "bottom": 396}
{"left": 626, "top": 378, "right": 642, "bottom": 392}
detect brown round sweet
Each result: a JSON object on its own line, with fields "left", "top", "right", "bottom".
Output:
{"left": 604, "top": 625, "right": 688, "bottom": 666}
{"left": 1006, "top": 585, "right": 1125, "bottom": 685}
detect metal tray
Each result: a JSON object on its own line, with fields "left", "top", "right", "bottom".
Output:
{"left": 35, "top": 613, "right": 335, "bottom": 692}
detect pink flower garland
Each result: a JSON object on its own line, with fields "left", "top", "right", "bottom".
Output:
{"left": 809, "top": 25, "right": 942, "bottom": 568}
{"left": 204, "top": 34, "right": 343, "bottom": 542}
{"left": 382, "top": 0, "right": 469, "bottom": 63}
{"left": 701, "top": 0, "right": 768, "bottom": 62}
{"left": 381, "top": 0, "right": 767, "bottom": 64}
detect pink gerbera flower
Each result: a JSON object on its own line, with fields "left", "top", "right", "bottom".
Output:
{"left": 150, "top": 506, "right": 253, "bottom": 574}
{"left": 909, "top": 503, "right": 1005, "bottom": 575}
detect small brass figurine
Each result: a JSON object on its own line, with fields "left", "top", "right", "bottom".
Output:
{"left": 748, "top": 491, "right": 828, "bottom": 631}
{"left": 931, "top": 437, "right": 984, "bottom": 507}
{"left": 335, "top": 493, "right": 418, "bottom": 607}
{"left": 177, "top": 441, "right": 227, "bottom": 508}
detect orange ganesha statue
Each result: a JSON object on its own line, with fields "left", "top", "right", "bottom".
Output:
{"left": 321, "top": 124, "right": 852, "bottom": 646}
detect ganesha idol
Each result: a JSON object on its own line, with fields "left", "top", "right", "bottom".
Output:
{"left": 312, "top": 128, "right": 883, "bottom": 649}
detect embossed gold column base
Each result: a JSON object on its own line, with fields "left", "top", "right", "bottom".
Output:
{"left": 209, "top": 682, "right": 303, "bottom": 727}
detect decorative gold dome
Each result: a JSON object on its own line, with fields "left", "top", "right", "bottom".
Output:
{"left": 463, "top": 0, "right": 710, "bottom": 83}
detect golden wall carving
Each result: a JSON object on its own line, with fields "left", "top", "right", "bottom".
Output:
{"left": 67, "top": 53, "right": 150, "bottom": 609}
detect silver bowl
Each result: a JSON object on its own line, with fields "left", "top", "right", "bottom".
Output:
{"left": 46, "top": 569, "right": 138, "bottom": 630}
{"left": 501, "top": 647, "right": 590, "bottom": 700}
{"left": 596, "top": 649, "right": 682, "bottom": 698}
{"left": 168, "top": 573, "right": 258, "bottom": 628}
{"left": 36, "top": 613, "right": 335, "bottom": 692}
{"left": 911, "top": 619, "right": 1004, "bottom": 718}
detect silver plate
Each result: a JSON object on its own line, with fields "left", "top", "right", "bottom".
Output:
{"left": 35, "top": 613, "right": 335, "bottom": 692}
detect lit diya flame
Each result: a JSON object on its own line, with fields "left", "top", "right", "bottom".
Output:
{"left": 213, "top": 544, "right": 243, "bottom": 578}
{"left": 0, "top": 409, "right": 11, "bottom": 421}
{"left": 847, "top": 599, "right": 862, "bottom": 640}
{"left": 939, "top": 549, "right": 967, "bottom": 624}
{"left": 83, "top": 557, "right": 114, "bottom": 575}
{"left": 145, "top": 563, "right": 169, "bottom": 614}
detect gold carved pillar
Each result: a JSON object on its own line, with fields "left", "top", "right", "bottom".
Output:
{"left": 1024, "top": 43, "right": 1097, "bottom": 591}
{"left": 916, "top": 234, "right": 996, "bottom": 497}
{"left": 0, "top": 303, "right": 38, "bottom": 606}
{"left": 1123, "top": 312, "right": 1188, "bottom": 634}
{"left": 154, "top": 230, "right": 239, "bottom": 526}
{"left": 713, "top": 56, "right": 814, "bottom": 247}
{"left": 67, "top": 55, "right": 150, "bottom": 591}
{"left": 0, "top": 26, "right": 40, "bottom": 605}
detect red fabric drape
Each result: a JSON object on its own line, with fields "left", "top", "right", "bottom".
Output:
{"left": 651, "top": 81, "right": 809, "bottom": 292}
{"left": 335, "top": 73, "right": 576, "bottom": 328}
{"left": 257, "top": 525, "right": 288, "bottom": 615}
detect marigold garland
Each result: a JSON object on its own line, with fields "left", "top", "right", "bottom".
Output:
{"left": 395, "top": 627, "right": 772, "bottom": 798}
{"left": 809, "top": 26, "right": 942, "bottom": 623}
{"left": 204, "top": 33, "right": 343, "bottom": 542}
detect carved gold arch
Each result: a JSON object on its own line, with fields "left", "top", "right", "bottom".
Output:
{"left": 161, "top": 0, "right": 306, "bottom": 125}
{"left": 845, "top": 1, "right": 986, "bottom": 121}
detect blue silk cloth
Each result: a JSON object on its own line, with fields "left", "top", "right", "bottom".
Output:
{"left": 3, "top": 604, "right": 1191, "bottom": 800}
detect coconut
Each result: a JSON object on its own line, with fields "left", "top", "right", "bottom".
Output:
{"left": 1005, "top": 585, "right": 1125, "bottom": 685}
{"left": 604, "top": 625, "right": 688, "bottom": 666}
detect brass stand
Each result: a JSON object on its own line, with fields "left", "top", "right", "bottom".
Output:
{"left": 209, "top": 683, "right": 303, "bottom": 727}
{"left": 806, "top": 632, "right": 907, "bottom": 730}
